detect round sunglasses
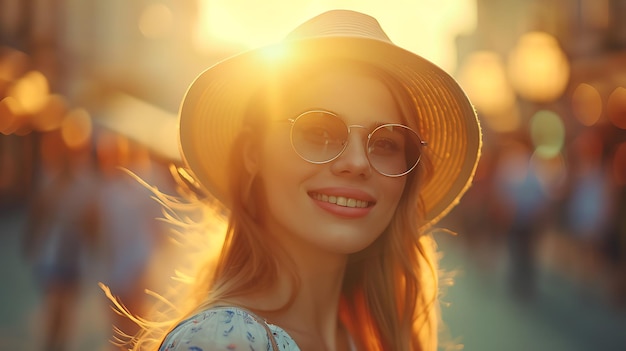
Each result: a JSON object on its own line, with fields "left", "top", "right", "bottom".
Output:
{"left": 285, "top": 110, "right": 427, "bottom": 177}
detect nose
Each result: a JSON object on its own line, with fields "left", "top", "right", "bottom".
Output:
{"left": 330, "top": 130, "right": 372, "bottom": 178}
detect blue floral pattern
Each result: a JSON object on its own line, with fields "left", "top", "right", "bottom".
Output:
{"left": 159, "top": 306, "right": 300, "bottom": 351}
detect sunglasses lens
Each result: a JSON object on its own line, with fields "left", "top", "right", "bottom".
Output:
{"left": 368, "top": 125, "right": 422, "bottom": 176}
{"left": 291, "top": 111, "right": 348, "bottom": 163}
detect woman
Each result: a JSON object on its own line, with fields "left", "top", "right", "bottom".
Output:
{"left": 127, "top": 9, "right": 481, "bottom": 351}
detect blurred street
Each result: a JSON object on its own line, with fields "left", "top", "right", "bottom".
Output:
{"left": 0, "top": 206, "right": 112, "bottom": 351}
{"left": 437, "top": 230, "right": 626, "bottom": 351}
{"left": 2, "top": 205, "right": 626, "bottom": 351}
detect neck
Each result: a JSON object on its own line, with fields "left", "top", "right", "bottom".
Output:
{"left": 235, "top": 234, "right": 351, "bottom": 350}
{"left": 274, "top": 247, "right": 349, "bottom": 350}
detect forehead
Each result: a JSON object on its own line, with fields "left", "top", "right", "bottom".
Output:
{"left": 277, "top": 63, "right": 403, "bottom": 125}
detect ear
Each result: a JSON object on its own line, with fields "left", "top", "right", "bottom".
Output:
{"left": 241, "top": 127, "right": 261, "bottom": 175}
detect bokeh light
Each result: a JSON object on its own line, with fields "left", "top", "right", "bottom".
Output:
{"left": 607, "top": 86, "right": 626, "bottom": 130}
{"left": 61, "top": 108, "right": 92, "bottom": 149}
{"left": 508, "top": 32, "right": 570, "bottom": 103}
{"left": 530, "top": 110, "right": 565, "bottom": 159}
{"left": 138, "top": 3, "right": 173, "bottom": 39}
{"left": 571, "top": 83, "right": 603, "bottom": 126}
{"left": 7, "top": 70, "right": 49, "bottom": 114}
{"left": 457, "top": 51, "right": 520, "bottom": 132}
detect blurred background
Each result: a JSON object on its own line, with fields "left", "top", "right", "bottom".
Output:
{"left": 1, "top": 0, "right": 626, "bottom": 350}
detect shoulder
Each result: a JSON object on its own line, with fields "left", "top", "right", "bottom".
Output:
{"left": 159, "top": 307, "right": 275, "bottom": 351}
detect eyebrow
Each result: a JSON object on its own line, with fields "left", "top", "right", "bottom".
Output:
{"left": 347, "top": 119, "right": 408, "bottom": 130}
{"left": 303, "top": 108, "right": 405, "bottom": 129}
{"left": 371, "top": 120, "right": 399, "bottom": 128}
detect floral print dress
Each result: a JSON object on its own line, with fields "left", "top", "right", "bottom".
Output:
{"left": 159, "top": 306, "right": 300, "bottom": 351}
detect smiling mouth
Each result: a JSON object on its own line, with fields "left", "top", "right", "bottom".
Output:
{"left": 310, "top": 192, "right": 371, "bottom": 208}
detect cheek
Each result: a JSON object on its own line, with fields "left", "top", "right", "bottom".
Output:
{"left": 255, "top": 147, "right": 318, "bottom": 234}
{"left": 380, "top": 177, "right": 407, "bottom": 218}
{"left": 256, "top": 134, "right": 311, "bottom": 203}
{"left": 383, "top": 175, "right": 407, "bottom": 200}
{"left": 259, "top": 133, "right": 301, "bottom": 178}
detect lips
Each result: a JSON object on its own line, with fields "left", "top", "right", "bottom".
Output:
{"left": 309, "top": 191, "right": 373, "bottom": 208}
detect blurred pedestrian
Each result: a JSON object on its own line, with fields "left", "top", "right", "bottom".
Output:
{"left": 22, "top": 134, "right": 102, "bottom": 351}
{"left": 562, "top": 129, "right": 615, "bottom": 297}
{"left": 494, "top": 139, "right": 548, "bottom": 300}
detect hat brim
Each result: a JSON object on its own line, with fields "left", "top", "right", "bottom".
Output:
{"left": 179, "top": 36, "right": 481, "bottom": 228}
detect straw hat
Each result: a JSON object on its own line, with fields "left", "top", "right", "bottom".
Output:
{"left": 179, "top": 9, "right": 481, "bottom": 228}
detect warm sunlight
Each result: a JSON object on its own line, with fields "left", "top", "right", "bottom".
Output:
{"left": 194, "top": 0, "right": 476, "bottom": 72}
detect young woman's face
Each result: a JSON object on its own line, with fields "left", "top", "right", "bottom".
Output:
{"left": 250, "top": 67, "right": 407, "bottom": 256}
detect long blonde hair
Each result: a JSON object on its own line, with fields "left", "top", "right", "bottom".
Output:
{"left": 118, "top": 60, "right": 444, "bottom": 351}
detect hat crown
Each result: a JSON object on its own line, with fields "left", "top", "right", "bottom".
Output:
{"left": 285, "top": 10, "right": 392, "bottom": 43}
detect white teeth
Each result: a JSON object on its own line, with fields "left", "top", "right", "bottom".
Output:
{"left": 313, "top": 193, "right": 369, "bottom": 208}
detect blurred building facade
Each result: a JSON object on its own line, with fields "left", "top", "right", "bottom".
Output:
{"left": 450, "top": 0, "right": 626, "bottom": 305}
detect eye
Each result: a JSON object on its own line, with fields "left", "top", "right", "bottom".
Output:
{"left": 297, "top": 120, "right": 344, "bottom": 146}
{"left": 369, "top": 137, "right": 401, "bottom": 155}
{"left": 299, "top": 126, "right": 330, "bottom": 144}
{"left": 369, "top": 126, "right": 406, "bottom": 155}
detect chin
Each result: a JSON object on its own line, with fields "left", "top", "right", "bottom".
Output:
{"left": 317, "top": 229, "right": 382, "bottom": 255}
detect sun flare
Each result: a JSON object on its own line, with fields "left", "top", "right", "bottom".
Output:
{"left": 194, "top": 0, "right": 476, "bottom": 72}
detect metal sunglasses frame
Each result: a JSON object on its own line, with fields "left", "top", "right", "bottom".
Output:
{"left": 286, "top": 110, "right": 428, "bottom": 177}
